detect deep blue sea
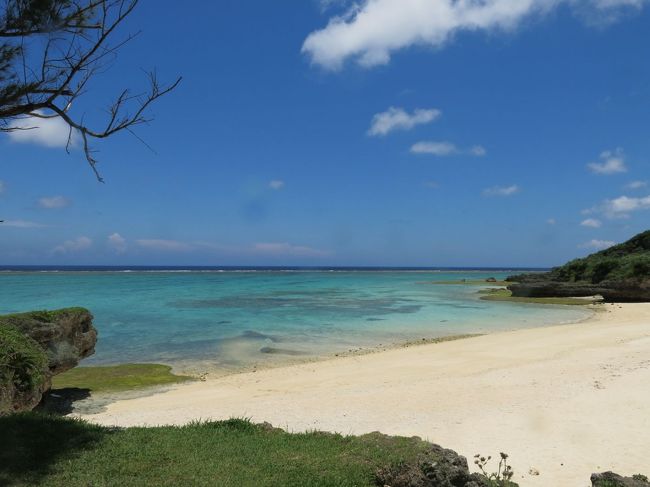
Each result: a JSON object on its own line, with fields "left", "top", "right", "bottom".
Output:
{"left": 0, "top": 267, "right": 590, "bottom": 374}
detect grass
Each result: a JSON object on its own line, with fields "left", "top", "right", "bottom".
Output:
{"left": 479, "top": 288, "right": 597, "bottom": 306}
{"left": 0, "top": 413, "right": 434, "bottom": 487}
{"left": 51, "top": 364, "right": 194, "bottom": 393}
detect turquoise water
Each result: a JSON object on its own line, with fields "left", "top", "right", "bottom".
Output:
{"left": 0, "top": 270, "right": 590, "bottom": 373}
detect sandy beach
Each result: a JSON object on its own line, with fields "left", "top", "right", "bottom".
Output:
{"left": 78, "top": 303, "right": 650, "bottom": 486}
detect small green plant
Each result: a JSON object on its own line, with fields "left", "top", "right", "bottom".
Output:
{"left": 633, "top": 474, "right": 649, "bottom": 482}
{"left": 474, "top": 452, "right": 516, "bottom": 487}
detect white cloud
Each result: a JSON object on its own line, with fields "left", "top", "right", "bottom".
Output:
{"left": 38, "top": 195, "right": 71, "bottom": 209}
{"left": 580, "top": 239, "right": 617, "bottom": 250}
{"left": 53, "top": 236, "right": 92, "bottom": 254}
{"left": 253, "top": 242, "right": 331, "bottom": 257}
{"left": 6, "top": 110, "right": 78, "bottom": 148}
{"left": 1, "top": 219, "right": 46, "bottom": 228}
{"left": 626, "top": 180, "right": 647, "bottom": 189}
{"left": 302, "top": 0, "right": 648, "bottom": 70}
{"left": 602, "top": 195, "right": 650, "bottom": 217}
{"left": 482, "top": 184, "right": 520, "bottom": 196}
{"left": 411, "top": 141, "right": 457, "bottom": 156}
{"left": 424, "top": 181, "right": 439, "bottom": 188}
{"left": 269, "top": 180, "right": 285, "bottom": 190}
{"left": 367, "top": 107, "right": 441, "bottom": 136}
{"left": 580, "top": 218, "right": 602, "bottom": 228}
{"left": 410, "top": 141, "right": 485, "bottom": 156}
{"left": 546, "top": 218, "right": 556, "bottom": 225}
{"left": 107, "top": 233, "right": 127, "bottom": 254}
{"left": 587, "top": 148, "right": 627, "bottom": 174}
{"left": 135, "top": 239, "right": 193, "bottom": 252}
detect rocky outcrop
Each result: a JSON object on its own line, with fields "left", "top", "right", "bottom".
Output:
{"left": 0, "top": 308, "right": 97, "bottom": 414}
{"left": 592, "top": 472, "right": 649, "bottom": 487}
{"left": 508, "top": 229, "right": 650, "bottom": 302}
{"left": 508, "top": 276, "right": 650, "bottom": 302}
{"left": 376, "top": 443, "right": 512, "bottom": 487}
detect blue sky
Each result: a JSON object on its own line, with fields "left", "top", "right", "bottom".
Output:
{"left": 1, "top": 0, "right": 649, "bottom": 267}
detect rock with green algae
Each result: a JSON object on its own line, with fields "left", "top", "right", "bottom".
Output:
{"left": 0, "top": 308, "right": 97, "bottom": 414}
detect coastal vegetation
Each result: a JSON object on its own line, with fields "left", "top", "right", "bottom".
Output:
{"left": 0, "top": 323, "right": 48, "bottom": 414}
{"left": 52, "top": 364, "right": 193, "bottom": 393}
{"left": 508, "top": 230, "right": 650, "bottom": 302}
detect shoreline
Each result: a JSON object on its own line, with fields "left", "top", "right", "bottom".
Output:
{"left": 79, "top": 303, "right": 596, "bottom": 381}
{"left": 75, "top": 302, "right": 650, "bottom": 485}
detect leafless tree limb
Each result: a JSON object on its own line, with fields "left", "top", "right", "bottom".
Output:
{"left": 0, "top": 0, "right": 181, "bottom": 181}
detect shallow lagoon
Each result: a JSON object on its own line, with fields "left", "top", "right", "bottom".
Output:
{"left": 0, "top": 270, "right": 590, "bottom": 373}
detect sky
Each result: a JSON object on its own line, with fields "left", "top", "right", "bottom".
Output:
{"left": 1, "top": 0, "right": 649, "bottom": 267}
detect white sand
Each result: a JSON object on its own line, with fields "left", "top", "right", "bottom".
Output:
{"left": 78, "top": 303, "right": 650, "bottom": 486}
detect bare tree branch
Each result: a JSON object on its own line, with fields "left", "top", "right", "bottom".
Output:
{"left": 0, "top": 0, "right": 181, "bottom": 181}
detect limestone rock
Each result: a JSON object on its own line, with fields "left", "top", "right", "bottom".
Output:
{"left": 591, "top": 472, "right": 649, "bottom": 487}
{"left": 0, "top": 308, "right": 97, "bottom": 414}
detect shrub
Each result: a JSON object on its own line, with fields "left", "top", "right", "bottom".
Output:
{"left": 0, "top": 325, "right": 48, "bottom": 415}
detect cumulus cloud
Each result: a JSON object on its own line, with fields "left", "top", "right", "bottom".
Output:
{"left": 626, "top": 180, "right": 647, "bottom": 189}
{"left": 1, "top": 219, "right": 47, "bottom": 228}
{"left": 253, "top": 242, "right": 331, "bottom": 257}
{"left": 53, "top": 236, "right": 92, "bottom": 254}
{"left": 38, "top": 195, "right": 71, "bottom": 209}
{"left": 135, "top": 239, "right": 193, "bottom": 252}
{"left": 411, "top": 141, "right": 457, "bottom": 156}
{"left": 410, "top": 141, "right": 485, "bottom": 156}
{"left": 302, "top": 0, "right": 648, "bottom": 70}
{"left": 580, "top": 218, "right": 602, "bottom": 228}
{"left": 482, "top": 184, "right": 520, "bottom": 196}
{"left": 580, "top": 239, "right": 617, "bottom": 250}
{"left": 587, "top": 148, "right": 627, "bottom": 174}
{"left": 6, "top": 110, "right": 78, "bottom": 148}
{"left": 107, "top": 233, "right": 127, "bottom": 253}
{"left": 367, "top": 107, "right": 441, "bottom": 136}
{"left": 602, "top": 195, "right": 650, "bottom": 217}
{"left": 269, "top": 180, "right": 285, "bottom": 190}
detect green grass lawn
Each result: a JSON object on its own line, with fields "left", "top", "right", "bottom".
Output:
{"left": 0, "top": 413, "right": 433, "bottom": 487}
{"left": 51, "top": 364, "right": 194, "bottom": 393}
{"left": 478, "top": 288, "right": 597, "bottom": 306}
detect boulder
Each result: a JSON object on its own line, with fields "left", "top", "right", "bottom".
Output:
{"left": 0, "top": 308, "right": 97, "bottom": 414}
{"left": 591, "top": 472, "right": 649, "bottom": 487}
{"left": 376, "top": 443, "right": 510, "bottom": 487}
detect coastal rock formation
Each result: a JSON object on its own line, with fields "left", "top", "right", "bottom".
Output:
{"left": 0, "top": 308, "right": 97, "bottom": 414}
{"left": 591, "top": 472, "right": 649, "bottom": 487}
{"left": 376, "top": 442, "right": 508, "bottom": 487}
{"left": 508, "top": 230, "right": 650, "bottom": 302}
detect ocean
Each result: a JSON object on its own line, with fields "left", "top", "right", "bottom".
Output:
{"left": 0, "top": 267, "right": 590, "bottom": 374}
